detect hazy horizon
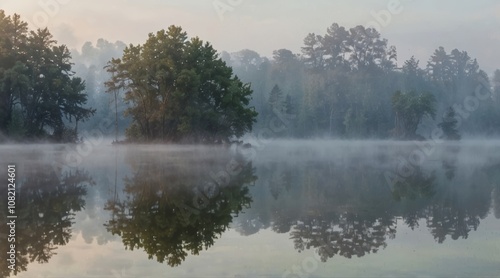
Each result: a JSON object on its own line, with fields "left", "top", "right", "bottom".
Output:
{"left": 1, "top": 0, "right": 500, "bottom": 74}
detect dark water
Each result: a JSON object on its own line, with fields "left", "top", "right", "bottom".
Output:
{"left": 1, "top": 140, "right": 500, "bottom": 277}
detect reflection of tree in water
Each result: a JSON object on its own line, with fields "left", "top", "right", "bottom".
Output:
{"left": 234, "top": 161, "right": 300, "bottom": 236}
{"left": 290, "top": 162, "right": 398, "bottom": 260}
{"left": 493, "top": 187, "right": 500, "bottom": 219}
{"left": 0, "top": 165, "right": 92, "bottom": 277}
{"left": 426, "top": 168, "right": 492, "bottom": 243}
{"left": 291, "top": 213, "right": 396, "bottom": 260}
{"left": 234, "top": 160, "right": 400, "bottom": 260}
{"left": 233, "top": 145, "right": 500, "bottom": 262}
{"left": 391, "top": 146, "right": 495, "bottom": 243}
{"left": 392, "top": 168, "right": 436, "bottom": 201}
{"left": 484, "top": 162, "right": 500, "bottom": 219}
{"left": 266, "top": 163, "right": 293, "bottom": 200}
{"left": 104, "top": 153, "right": 256, "bottom": 267}
{"left": 271, "top": 205, "right": 296, "bottom": 234}
{"left": 441, "top": 145, "right": 460, "bottom": 180}
{"left": 426, "top": 204, "right": 480, "bottom": 243}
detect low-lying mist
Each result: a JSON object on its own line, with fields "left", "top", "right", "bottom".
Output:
{"left": 2, "top": 139, "right": 500, "bottom": 174}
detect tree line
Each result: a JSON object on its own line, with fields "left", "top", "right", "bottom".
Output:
{"left": 223, "top": 24, "right": 500, "bottom": 139}
{"left": 0, "top": 11, "right": 95, "bottom": 142}
{"left": 1, "top": 9, "right": 500, "bottom": 143}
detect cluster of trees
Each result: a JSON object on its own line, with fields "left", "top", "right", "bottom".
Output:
{"left": 0, "top": 11, "right": 258, "bottom": 143}
{"left": 2, "top": 9, "right": 499, "bottom": 142}
{"left": 105, "top": 26, "right": 257, "bottom": 143}
{"left": 391, "top": 91, "right": 436, "bottom": 140}
{"left": 223, "top": 23, "right": 500, "bottom": 139}
{"left": 0, "top": 11, "right": 94, "bottom": 142}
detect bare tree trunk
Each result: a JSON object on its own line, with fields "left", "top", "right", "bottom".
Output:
{"left": 114, "top": 90, "right": 118, "bottom": 142}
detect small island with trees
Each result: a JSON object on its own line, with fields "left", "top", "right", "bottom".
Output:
{"left": 1, "top": 10, "right": 497, "bottom": 144}
{"left": 104, "top": 26, "right": 257, "bottom": 143}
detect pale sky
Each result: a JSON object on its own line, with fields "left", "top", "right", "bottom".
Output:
{"left": 1, "top": 0, "right": 499, "bottom": 74}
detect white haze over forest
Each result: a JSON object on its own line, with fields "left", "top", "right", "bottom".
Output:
{"left": 1, "top": 0, "right": 500, "bottom": 74}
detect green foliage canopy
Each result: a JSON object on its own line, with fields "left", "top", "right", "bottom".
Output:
{"left": 391, "top": 91, "right": 436, "bottom": 139}
{"left": 105, "top": 26, "right": 258, "bottom": 143}
{"left": 0, "top": 10, "right": 95, "bottom": 142}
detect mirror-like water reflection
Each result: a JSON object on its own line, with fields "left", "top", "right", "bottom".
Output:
{"left": 104, "top": 148, "right": 256, "bottom": 267}
{"left": 0, "top": 159, "right": 94, "bottom": 277}
{"left": 1, "top": 141, "right": 500, "bottom": 277}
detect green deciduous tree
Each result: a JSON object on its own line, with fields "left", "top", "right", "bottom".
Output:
{"left": 106, "top": 26, "right": 257, "bottom": 143}
{"left": 438, "top": 107, "right": 461, "bottom": 140}
{"left": 391, "top": 91, "right": 436, "bottom": 140}
{"left": 0, "top": 10, "right": 94, "bottom": 142}
{"left": 268, "top": 84, "right": 285, "bottom": 112}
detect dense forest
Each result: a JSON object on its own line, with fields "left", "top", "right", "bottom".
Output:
{"left": 1, "top": 10, "right": 500, "bottom": 143}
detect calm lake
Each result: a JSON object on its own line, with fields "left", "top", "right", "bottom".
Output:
{"left": 1, "top": 140, "right": 500, "bottom": 277}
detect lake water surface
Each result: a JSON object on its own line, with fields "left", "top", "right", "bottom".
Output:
{"left": 1, "top": 140, "right": 500, "bottom": 277}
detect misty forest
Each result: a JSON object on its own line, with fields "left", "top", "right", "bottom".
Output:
{"left": 1, "top": 10, "right": 500, "bottom": 143}
{"left": 2, "top": 7, "right": 500, "bottom": 277}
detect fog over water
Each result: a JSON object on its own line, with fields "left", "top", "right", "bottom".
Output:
{"left": 1, "top": 2, "right": 500, "bottom": 276}
{"left": 1, "top": 140, "right": 500, "bottom": 277}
